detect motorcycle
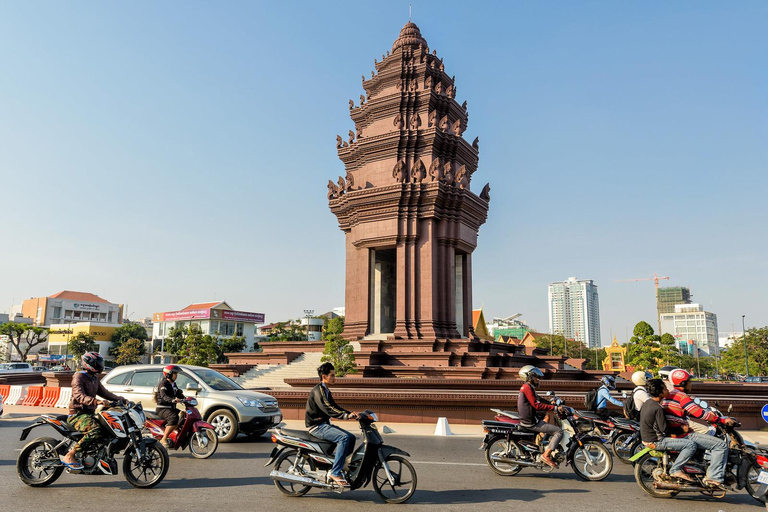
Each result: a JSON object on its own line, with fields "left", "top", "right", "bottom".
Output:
{"left": 631, "top": 401, "right": 768, "bottom": 503}
{"left": 265, "top": 410, "right": 417, "bottom": 503}
{"left": 17, "top": 401, "right": 169, "bottom": 488}
{"left": 143, "top": 397, "right": 218, "bottom": 459}
{"left": 575, "top": 409, "right": 642, "bottom": 464}
{"left": 481, "top": 392, "right": 614, "bottom": 481}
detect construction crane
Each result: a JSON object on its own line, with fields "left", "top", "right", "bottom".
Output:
{"left": 615, "top": 273, "right": 670, "bottom": 334}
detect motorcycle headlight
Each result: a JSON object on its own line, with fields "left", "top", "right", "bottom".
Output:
{"left": 236, "top": 396, "right": 264, "bottom": 408}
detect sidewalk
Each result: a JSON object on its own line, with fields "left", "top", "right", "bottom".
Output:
{"left": 3, "top": 404, "right": 767, "bottom": 442}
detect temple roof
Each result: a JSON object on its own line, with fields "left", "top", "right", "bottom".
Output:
{"left": 392, "top": 22, "right": 428, "bottom": 51}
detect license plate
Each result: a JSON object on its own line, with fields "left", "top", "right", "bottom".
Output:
{"left": 758, "top": 471, "right": 768, "bottom": 485}
{"left": 272, "top": 414, "right": 282, "bottom": 423}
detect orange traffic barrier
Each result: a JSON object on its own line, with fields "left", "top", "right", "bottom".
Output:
{"left": 39, "top": 387, "right": 61, "bottom": 408}
{"left": 0, "top": 384, "right": 9, "bottom": 403}
{"left": 22, "top": 386, "right": 43, "bottom": 406}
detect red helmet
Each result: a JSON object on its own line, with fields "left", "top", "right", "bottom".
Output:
{"left": 669, "top": 369, "right": 692, "bottom": 387}
{"left": 163, "top": 365, "right": 181, "bottom": 377}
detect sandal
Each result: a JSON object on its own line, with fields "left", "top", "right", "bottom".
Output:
{"left": 60, "top": 458, "right": 84, "bottom": 470}
{"left": 329, "top": 474, "right": 349, "bottom": 486}
{"left": 669, "top": 471, "right": 695, "bottom": 483}
{"left": 540, "top": 454, "right": 558, "bottom": 468}
{"left": 702, "top": 478, "right": 726, "bottom": 490}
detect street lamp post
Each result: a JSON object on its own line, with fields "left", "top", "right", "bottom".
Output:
{"left": 304, "top": 310, "right": 314, "bottom": 341}
{"left": 742, "top": 315, "right": 749, "bottom": 378}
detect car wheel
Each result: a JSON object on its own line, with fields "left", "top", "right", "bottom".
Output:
{"left": 208, "top": 409, "right": 238, "bottom": 443}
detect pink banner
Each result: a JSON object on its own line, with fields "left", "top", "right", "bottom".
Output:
{"left": 220, "top": 310, "right": 265, "bottom": 323}
{"left": 162, "top": 309, "right": 211, "bottom": 321}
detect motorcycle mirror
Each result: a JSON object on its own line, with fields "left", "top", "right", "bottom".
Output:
{"left": 699, "top": 400, "right": 709, "bottom": 409}
{"left": 728, "top": 404, "right": 733, "bottom": 414}
{"left": 693, "top": 397, "right": 701, "bottom": 405}
{"left": 622, "top": 392, "right": 628, "bottom": 399}
{"left": 546, "top": 391, "right": 553, "bottom": 397}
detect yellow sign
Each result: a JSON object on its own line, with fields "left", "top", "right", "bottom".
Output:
{"left": 48, "top": 323, "right": 117, "bottom": 342}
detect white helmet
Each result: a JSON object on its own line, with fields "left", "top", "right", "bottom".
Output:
{"left": 519, "top": 365, "right": 544, "bottom": 387}
{"left": 631, "top": 370, "right": 652, "bottom": 386}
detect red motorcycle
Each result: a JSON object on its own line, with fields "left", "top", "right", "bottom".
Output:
{"left": 143, "top": 397, "right": 218, "bottom": 459}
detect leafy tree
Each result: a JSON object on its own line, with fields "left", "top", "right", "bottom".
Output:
{"left": 658, "top": 333, "right": 680, "bottom": 367}
{"left": 534, "top": 334, "right": 587, "bottom": 358}
{"left": 323, "top": 316, "right": 345, "bottom": 339}
{"left": 217, "top": 335, "right": 247, "bottom": 363}
{"left": 267, "top": 320, "right": 306, "bottom": 341}
{"left": 0, "top": 323, "right": 48, "bottom": 362}
{"left": 320, "top": 317, "right": 356, "bottom": 376}
{"left": 585, "top": 348, "right": 608, "bottom": 371}
{"left": 626, "top": 321, "right": 661, "bottom": 371}
{"left": 168, "top": 325, "right": 219, "bottom": 367}
{"left": 719, "top": 327, "right": 768, "bottom": 376}
{"left": 115, "top": 338, "right": 143, "bottom": 366}
{"left": 68, "top": 332, "right": 98, "bottom": 362}
{"left": 109, "top": 323, "right": 149, "bottom": 358}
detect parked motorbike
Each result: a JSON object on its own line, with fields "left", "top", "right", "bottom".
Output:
{"left": 631, "top": 401, "right": 768, "bottom": 503}
{"left": 265, "top": 410, "right": 417, "bottom": 503}
{"left": 143, "top": 397, "right": 218, "bottom": 459}
{"left": 481, "top": 392, "right": 614, "bottom": 481}
{"left": 17, "top": 401, "right": 169, "bottom": 488}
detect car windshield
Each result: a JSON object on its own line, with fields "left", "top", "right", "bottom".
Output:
{"left": 193, "top": 369, "right": 243, "bottom": 391}
{"left": 0, "top": 364, "right": 9, "bottom": 370}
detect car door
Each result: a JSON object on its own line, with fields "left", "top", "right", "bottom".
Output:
{"left": 102, "top": 369, "right": 136, "bottom": 401}
{"left": 124, "top": 369, "right": 163, "bottom": 410}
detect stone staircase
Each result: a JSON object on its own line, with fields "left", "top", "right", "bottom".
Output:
{"left": 235, "top": 352, "right": 325, "bottom": 389}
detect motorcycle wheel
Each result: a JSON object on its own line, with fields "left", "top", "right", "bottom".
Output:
{"left": 17, "top": 437, "right": 65, "bottom": 487}
{"left": 633, "top": 452, "right": 679, "bottom": 498}
{"left": 744, "top": 460, "right": 767, "bottom": 504}
{"left": 189, "top": 428, "right": 219, "bottom": 459}
{"left": 122, "top": 443, "right": 169, "bottom": 488}
{"left": 612, "top": 433, "right": 642, "bottom": 464}
{"left": 372, "top": 454, "right": 417, "bottom": 504}
{"left": 484, "top": 437, "right": 524, "bottom": 476}
{"left": 273, "top": 449, "right": 315, "bottom": 497}
{"left": 571, "top": 440, "right": 613, "bottom": 481}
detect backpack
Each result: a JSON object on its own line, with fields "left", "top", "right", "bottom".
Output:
{"left": 623, "top": 389, "right": 640, "bottom": 420}
{"left": 584, "top": 388, "right": 598, "bottom": 412}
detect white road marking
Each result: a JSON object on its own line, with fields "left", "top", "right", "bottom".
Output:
{"left": 410, "top": 460, "right": 487, "bottom": 466}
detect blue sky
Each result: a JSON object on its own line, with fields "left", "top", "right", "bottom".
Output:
{"left": 1, "top": 2, "right": 766, "bottom": 344}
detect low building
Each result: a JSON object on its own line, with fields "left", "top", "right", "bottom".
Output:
{"left": 18, "top": 290, "right": 123, "bottom": 327}
{"left": 300, "top": 317, "right": 324, "bottom": 341}
{"left": 152, "top": 301, "right": 265, "bottom": 350}
{"left": 489, "top": 315, "right": 533, "bottom": 342}
{"left": 660, "top": 303, "right": 719, "bottom": 356}
{"left": 46, "top": 322, "right": 122, "bottom": 363}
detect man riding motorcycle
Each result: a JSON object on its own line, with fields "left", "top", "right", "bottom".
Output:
{"left": 60, "top": 352, "right": 126, "bottom": 469}
{"left": 305, "top": 362, "right": 360, "bottom": 486}
{"left": 596, "top": 375, "right": 624, "bottom": 420}
{"left": 630, "top": 370, "right": 652, "bottom": 412}
{"left": 517, "top": 365, "right": 565, "bottom": 468}
{"left": 662, "top": 368, "right": 735, "bottom": 489}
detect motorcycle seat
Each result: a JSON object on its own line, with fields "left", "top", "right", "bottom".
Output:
{"left": 280, "top": 429, "right": 337, "bottom": 455}
{"left": 145, "top": 411, "right": 162, "bottom": 421}
{"left": 576, "top": 411, "right": 605, "bottom": 421}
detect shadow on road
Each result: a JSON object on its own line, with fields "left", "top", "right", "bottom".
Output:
{"left": 406, "top": 487, "right": 589, "bottom": 504}
{"left": 40, "top": 476, "right": 270, "bottom": 490}
{"left": 169, "top": 451, "right": 267, "bottom": 460}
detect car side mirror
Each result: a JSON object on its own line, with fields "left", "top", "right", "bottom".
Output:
{"left": 185, "top": 383, "right": 202, "bottom": 392}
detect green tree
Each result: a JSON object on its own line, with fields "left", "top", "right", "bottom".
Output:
{"left": 217, "top": 335, "right": 247, "bottom": 363}
{"left": 658, "top": 333, "right": 680, "bottom": 367}
{"left": 323, "top": 316, "right": 345, "bottom": 340}
{"left": 585, "top": 348, "right": 608, "bottom": 371}
{"left": 626, "top": 321, "right": 661, "bottom": 371}
{"left": 109, "top": 322, "right": 149, "bottom": 358}
{"left": 68, "top": 332, "right": 98, "bottom": 362}
{"left": 320, "top": 317, "right": 356, "bottom": 376}
{"left": 719, "top": 327, "right": 768, "bottom": 376}
{"left": 166, "top": 324, "right": 219, "bottom": 367}
{"left": 115, "top": 338, "right": 143, "bottom": 366}
{"left": 534, "top": 334, "right": 587, "bottom": 358}
{"left": 0, "top": 323, "right": 48, "bottom": 362}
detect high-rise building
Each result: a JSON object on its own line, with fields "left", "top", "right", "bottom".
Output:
{"left": 657, "top": 286, "right": 691, "bottom": 316}
{"left": 548, "top": 277, "right": 601, "bottom": 348}
{"left": 659, "top": 303, "right": 719, "bottom": 356}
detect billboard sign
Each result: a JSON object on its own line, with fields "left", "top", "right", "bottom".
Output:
{"left": 161, "top": 309, "right": 211, "bottom": 321}
{"left": 221, "top": 310, "right": 265, "bottom": 323}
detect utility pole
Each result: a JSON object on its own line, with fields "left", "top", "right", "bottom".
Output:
{"left": 742, "top": 315, "right": 749, "bottom": 378}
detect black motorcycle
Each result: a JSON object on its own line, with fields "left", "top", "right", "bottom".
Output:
{"left": 481, "top": 392, "right": 614, "bottom": 481}
{"left": 631, "top": 401, "right": 768, "bottom": 503}
{"left": 265, "top": 410, "right": 416, "bottom": 503}
{"left": 575, "top": 409, "right": 642, "bottom": 464}
{"left": 17, "top": 401, "right": 169, "bottom": 488}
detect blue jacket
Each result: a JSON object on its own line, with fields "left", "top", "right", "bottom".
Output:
{"left": 596, "top": 385, "right": 623, "bottom": 409}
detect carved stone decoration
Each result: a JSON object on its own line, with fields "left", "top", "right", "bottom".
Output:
{"left": 449, "top": 86, "right": 456, "bottom": 99}
{"left": 462, "top": 100, "right": 468, "bottom": 110}
{"left": 411, "top": 159, "right": 427, "bottom": 183}
{"left": 480, "top": 183, "right": 491, "bottom": 202}
{"left": 425, "top": 75, "right": 432, "bottom": 90}
{"left": 336, "top": 135, "right": 343, "bottom": 149}
{"left": 472, "top": 136, "right": 479, "bottom": 150}
{"left": 438, "top": 115, "right": 449, "bottom": 133}
{"left": 433, "top": 49, "right": 437, "bottom": 55}
{"left": 435, "top": 82, "right": 443, "bottom": 95}
{"left": 342, "top": 141, "right": 349, "bottom": 148}
{"left": 327, "top": 179, "right": 339, "bottom": 200}
{"left": 428, "top": 110, "right": 437, "bottom": 127}
{"left": 452, "top": 118, "right": 463, "bottom": 136}
{"left": 393, "top": 113, "right": 404, "bottom": 130}
{"left": 431, "top": 60, "right": 437, "bottom": 70}
{"left": 360, "top": 94, "right": 366, "bottom": 105}
{"left": 371, "top": 71, "right": 375, "bottom": 78}
{"left": 338, "top": 176, "right": 346, "bottom": 192}
{"left": 409, "top": 114, "right": 421, "bottom": 131}
{"left": 362, "top": 74, "right": 365, "bottom": 82}
{"left": 392, "top": 159, "right": 408, "bottom": 183}
{"left": 455, "top": 165, "right": 469, "bottom": 189}
{"left": 387, "top": 50, "right": 390, "bottom": 57}
{"left": 349, "top": 99, "right": 354, "bottom": 110}
{"left": 356, "top": 124, "right": 363, "bottom": 139}
{"left": 429, "top": 158, "right": 442, "bottom": 181}
{"left": 452, "top": 75, "right": 456, "bottom": 82}
{"left": 348, "top": 130, "right": 356, "bottom": 144}
{"left": 442, "top": 162, "right": 454, "bottom": 184}
{"left": 396, "top": 80, "right": 404, "bottom": 91}
{"left": 439, "top": 60, "right": 445, "bottom": 72}
{"left": 374, "top": 58, "right": 377, "bottom": 64}
{"left": 345, "top": 171, "right": 355, "bottom": 191}
{"left": 409, "top": 79, "right": 417, "bottom": 91}
{"left": 446, "top": 84, "right": 453, "bottom": 98}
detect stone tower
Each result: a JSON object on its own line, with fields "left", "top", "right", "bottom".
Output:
{"left": 328, "top": 22, "right": 490, "bottom": 341}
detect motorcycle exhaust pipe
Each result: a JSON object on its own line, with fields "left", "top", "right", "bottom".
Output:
{"left": 653, "top": 481, "right": 705, "bottom": 493}
{"left": 490, "top": 455, "right": 541, "bottom": 467}
{"left": 269, "top": 470, "right": 335, "bottom": 490}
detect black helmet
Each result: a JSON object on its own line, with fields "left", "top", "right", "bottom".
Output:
{"left": 82, "top": 352, "right": 104, "bottom": 373}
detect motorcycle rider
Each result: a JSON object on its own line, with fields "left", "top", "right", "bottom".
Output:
{"left": 639, "top": 378, "right": 697, "bottom": 482}
{"left": 596, "top": 375, "right": 624, "bottom": 420}
{"left": 61, "top": 352, "right": 126, "bottom": 469}
{"left": 156, "top": 365, "right": 185, "bottom": 448}
{"left": 631, "top": 370, "right": 652, "bottom": 411}
{"left": 517, "top": 365, "right": 565, "bottom": 468}
{"left": 305, "top": 362, "right": 360, "bottom": 486}
{"left": 662, "top": 368, "right": 735, "bottom": 489}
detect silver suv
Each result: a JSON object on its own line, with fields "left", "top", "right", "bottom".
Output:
{"left": 102, "top": 364, "right": 282, "bottom": 442}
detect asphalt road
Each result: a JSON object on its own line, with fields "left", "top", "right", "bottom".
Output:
{"left": 0, "top": 416, "right": 764, "bottom": 512}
